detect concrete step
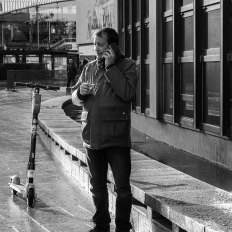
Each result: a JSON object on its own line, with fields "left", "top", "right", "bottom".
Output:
{"left": 37, "top": 95, "right": 232, "bottom": 232}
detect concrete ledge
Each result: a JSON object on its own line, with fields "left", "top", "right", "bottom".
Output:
{"left": 38, "top": 95, "right": 232, "bottom": 232}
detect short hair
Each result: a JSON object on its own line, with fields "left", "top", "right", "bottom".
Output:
{"left": 93, "top": 27, "right": 119, "bottom": 45}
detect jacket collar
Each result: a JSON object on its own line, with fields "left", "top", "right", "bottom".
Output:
{"left": 115, "top": 47, "right": 125, "bottom": 63}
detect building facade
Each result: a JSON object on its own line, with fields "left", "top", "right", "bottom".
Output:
{"left": 117, "top": 0, "right": 232, "bottom": 170}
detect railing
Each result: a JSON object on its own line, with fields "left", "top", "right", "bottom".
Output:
{"left": 6, "top": 69, "right": 67, "bottom": 90}
{"left": 49, "top": 38, "right": 76, "bottom": 49}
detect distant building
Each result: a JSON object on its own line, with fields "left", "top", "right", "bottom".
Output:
{"left": 0, "top": 0, "right": 78, "bottom": 81}
{"left": 0, "top": 0, "right": 65, "bottom": 13}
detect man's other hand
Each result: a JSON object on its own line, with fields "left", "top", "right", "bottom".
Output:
{"left": 80, "top": 83, "right": 94, "bottom": 95}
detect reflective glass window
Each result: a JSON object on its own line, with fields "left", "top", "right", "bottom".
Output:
{"left": 180, "top": 63, "right": 194, "bottom": 118}
{"left": 180, "top": 0, "right": 193, "bottom": 6}
{"left": 181, "top": 63, "right": 194, "bottom": 95}
{"left": 181, "top": 100, "right": 194, "bottom": 118}
{"left": 26, "top": 55, "right": 39, "bottom": 63}
{"left": 203, "top": 62, "right": 220, "bottom": 126}
{"left": 3, "top": 55, "right": 16, "bottom": 63}
{"left": 145, "top": 63, "right": 150, "bottom": 109}
{"left": 43, "top": 55, "right": 52, "bottom": 70}
{"left": 180, "top": 16, "right": 193, "bottom": 51}
{"left": 163, "top": 64, "right": 173, "bottom": 115}
{"left": 164, "top": 0, "right": 172, "bottom": 11}
{"left": 204, "top": 9, "right": 221, "bottom": 49}
{"left": 163, "top": 21, "right": 173, "bottom": 53}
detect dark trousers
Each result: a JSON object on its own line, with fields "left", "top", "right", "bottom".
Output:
{"left": 67, "top": 76, "right": 76, "bottom": 87}
{"left": 86, "top": 147, "right": 132, "bottom": 232}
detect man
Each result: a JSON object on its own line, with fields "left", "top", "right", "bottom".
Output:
{"left": 72, "top": 27, "right": 138, "bottom": 232}
{"left": 67, "top": 58, "right": 77, "bottom": 87}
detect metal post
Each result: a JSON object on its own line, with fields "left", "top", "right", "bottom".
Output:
{"left": 1, "top": 25, "right": 3, "bottom": 45}
{"left": 36, "top": 5, "right": 39, "bottom": 48}
{"left": 49, "top": 19, "right": 50, "bottom": 45}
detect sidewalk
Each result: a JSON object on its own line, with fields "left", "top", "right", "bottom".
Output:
{"left": 38, "top": 94, "right": 232, "bottom": 232}
{"left": 0, "top": 87, "right": 99, "bottom": 232}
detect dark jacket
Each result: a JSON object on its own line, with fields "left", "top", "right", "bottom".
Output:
{"left": 72, "top": 50, "right": 138, "bottom": 150}
{"left": 68, "top": 63, "right": 77, "bottom": 78}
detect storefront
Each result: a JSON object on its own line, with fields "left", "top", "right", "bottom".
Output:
{"left": 0, "top": 50, "right": 71, "bottom": 80}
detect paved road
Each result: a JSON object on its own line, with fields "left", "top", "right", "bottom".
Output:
{"left": 0, "top": 87, "right": 96, "bottom": 232}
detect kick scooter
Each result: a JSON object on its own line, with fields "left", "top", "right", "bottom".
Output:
{"left": 9, "top": 82, "right": 60, "bottom": 208}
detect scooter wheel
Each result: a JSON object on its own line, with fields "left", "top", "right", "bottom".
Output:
{"left": 27, "top": 188, "right": 35, "bottom": 208}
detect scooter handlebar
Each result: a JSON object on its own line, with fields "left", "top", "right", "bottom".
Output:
{"left": 14, "top": 82, "right": 60, "bottom": 91}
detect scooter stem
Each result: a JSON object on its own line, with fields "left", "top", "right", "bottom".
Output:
{"left": 27, "top": 87, "right": 41, "bottom": 181}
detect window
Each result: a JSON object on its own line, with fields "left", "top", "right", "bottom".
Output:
{"left": 118, "top": 0, "right": 149, "bottom": 114}
{"left": 161, "top": 0, "right": 231, "bottom": 136}
{"left": 3, "top": 55, "right": 16, "bottom": 63}
{"left": 162, "top": 2, "right": 173, "bottom": 121}
{"left": 26, "top": 55, "right": 39, "bottom": 63}
{"left": 202, "top": 3, "right": 221, "bottom": 132}
{"left": 179, "top": 3, "right": 194, "bottom": 125}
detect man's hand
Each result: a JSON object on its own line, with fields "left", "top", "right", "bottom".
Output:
{"left": 80, "top": 83, "right": 94, "bottom": 95}
{"left": 102, "top": 45, "right": 116, "bottom": 68}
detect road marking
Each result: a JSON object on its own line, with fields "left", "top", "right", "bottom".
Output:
{"left": 78, "top": 205, "right": 93, "bottom": 215}
{"left": 11, "top": 203, "right": 51, "bottom": 232}
{"left": 26, "top": 214, "right": 51, "bottom": 232}
{"left": 59, "top": 207, "right": 75, "bottom": 217}
{"left": 0, "top": 213, "right": 20, "bottom": 232}
{"left": 12, "top": 226, "right": 19, "bottom": 232}
{"left": 37, "top": 191, "right": 93, "bottom": 218}
{"left": 85, "top": 223, "right": 93, "bottom": 228}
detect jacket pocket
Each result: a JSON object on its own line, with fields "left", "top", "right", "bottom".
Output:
{"left": 100, "top": 107, "right": 129, "bottom": 141}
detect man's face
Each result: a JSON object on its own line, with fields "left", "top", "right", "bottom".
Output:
{"left": 93, "top": 34, "right": 109, "bottom": 58}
